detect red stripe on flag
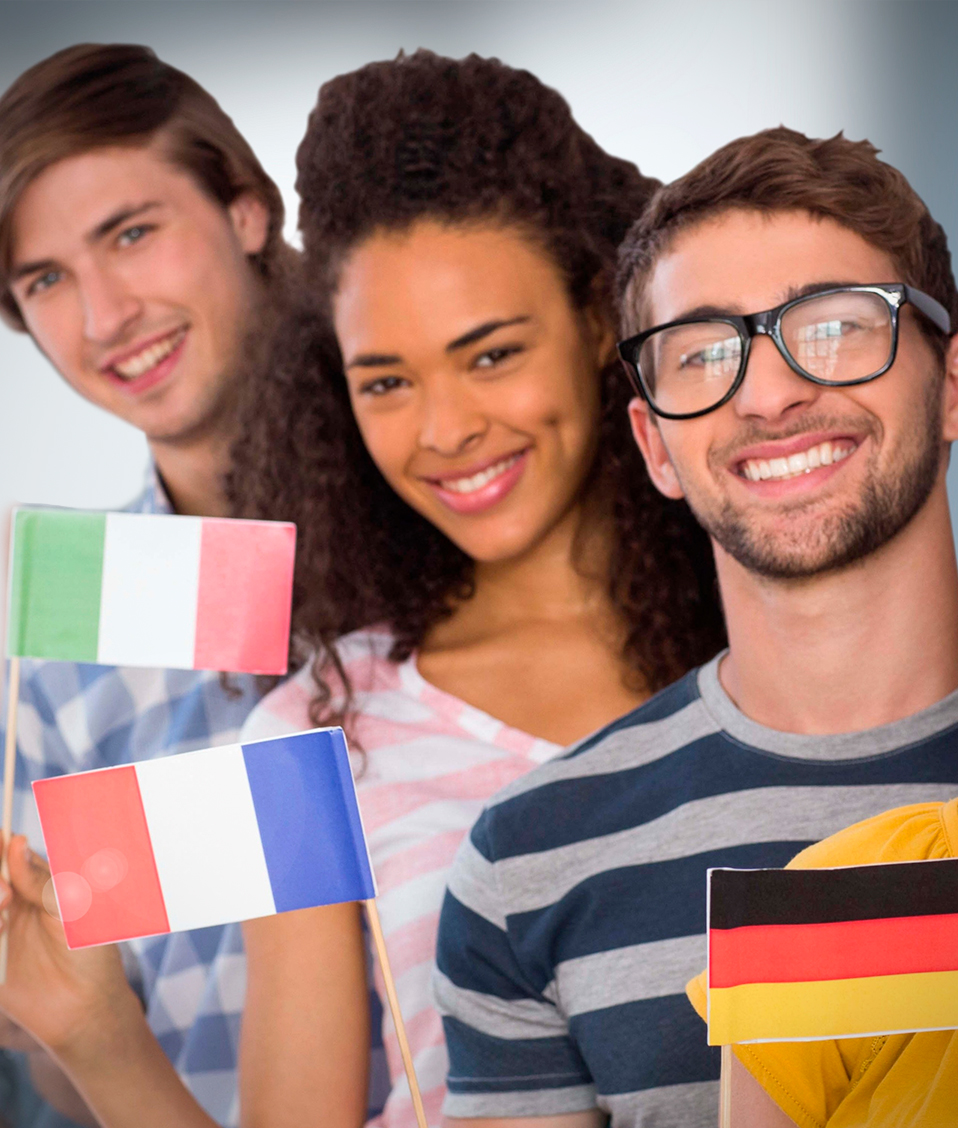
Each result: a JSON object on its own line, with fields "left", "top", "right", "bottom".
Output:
{"left": 193, "top": 519, "right": 295, "bottom": 675}
{"left": 33, "top": 766, "right": 169, "bottom": 947}
{"left": 710, "top": 912, "right": 958, "bottom": 988}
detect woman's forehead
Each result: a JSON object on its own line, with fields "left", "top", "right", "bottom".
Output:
{"left": 333, "top": 220, "right": 568, "bottom": 354}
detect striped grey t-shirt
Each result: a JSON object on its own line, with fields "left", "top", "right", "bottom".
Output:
{"left": 434, "top": 654, "right": 958, "bottom": 1126}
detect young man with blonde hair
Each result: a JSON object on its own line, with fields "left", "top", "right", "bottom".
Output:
{"left": 436, "top": 128, "right": 958, "bottom": 1127}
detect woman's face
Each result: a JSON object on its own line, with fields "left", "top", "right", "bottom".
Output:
{"left": 333, "top": 219, "right": 611, "bottom": 564}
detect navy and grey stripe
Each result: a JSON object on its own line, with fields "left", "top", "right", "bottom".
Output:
{"left": 436, "top": 656, "right": 958, "bottom": 1126}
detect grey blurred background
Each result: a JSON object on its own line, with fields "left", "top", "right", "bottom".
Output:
{"left": 1, "top": 0, "right": 957, "bottom": 545}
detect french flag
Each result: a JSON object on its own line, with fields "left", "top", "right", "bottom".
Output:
{"left": 33, "top": 729, "right": 376, "bottom": 948}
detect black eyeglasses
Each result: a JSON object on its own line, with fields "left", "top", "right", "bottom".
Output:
{"left": 617, "top": 284, "right": 951, "bottom": 420}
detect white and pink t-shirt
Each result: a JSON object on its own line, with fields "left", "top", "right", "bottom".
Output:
{"left": 240, "top": 628, "right": 561, "bottom": 1127}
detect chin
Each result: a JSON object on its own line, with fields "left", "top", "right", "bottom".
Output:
{"left": 454, "top": 531, "right": 543, "bottom": 565}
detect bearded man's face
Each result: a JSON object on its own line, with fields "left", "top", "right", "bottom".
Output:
{"left": 628, "top": 209, "right": 949, "bottom": 581}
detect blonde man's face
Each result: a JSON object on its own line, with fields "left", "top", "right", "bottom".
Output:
{"left": 9, "top": 144, "right": 269, "bottom": 442}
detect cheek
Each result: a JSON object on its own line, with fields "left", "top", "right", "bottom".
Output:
{"left": 494, "top": 362, "right": 599, "bottom": 448}
{"left": 667, "top": 421, "right": 718, "bottom": 490}
{"left": 25, "top": 299, "right": 83, "bottom": 375}
{"left": 351, "top": 406, "right": 417, "bottom": 492}
{"left": 149, "top": 228, "right": 248, "bottom": 317}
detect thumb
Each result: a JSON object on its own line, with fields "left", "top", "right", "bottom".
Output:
{"left": 6, "top": 836, "right": 49, "bottom": 908}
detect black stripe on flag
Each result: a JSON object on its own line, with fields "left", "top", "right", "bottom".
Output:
{"left": 709, "top": 857, "right": 958, "bottom": 929}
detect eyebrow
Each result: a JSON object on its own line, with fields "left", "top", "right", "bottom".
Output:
{"left": 671, "top": 281, "right": 865, "bottom": 323}
{"left": 88, "top": 200, "right": 162, "bottom": 243}
{"left": 10, "top": 201, "right": 163, "bottom": 283}
{"left": 346, "top": 316, "right": 532, "bottom": 369}
{"left": 446, "top": 316, "right": 530, "bottom": 352}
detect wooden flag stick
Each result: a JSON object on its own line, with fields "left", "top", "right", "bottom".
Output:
{"left": 365, "top": 897, "right": 428, "bottom": 1128}
{"left": 0, "top": 656, "right": 21, "bottom": 984}
{"left": 720, "top": 1044, "right": 732, "bottom": 1128}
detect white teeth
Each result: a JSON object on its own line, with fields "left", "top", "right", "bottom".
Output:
{"left": 439, "top": 453, "right": 522, "bottom": 494}
{"left": 112, "top": 329, "right": 186, "bottom": 380}
{"left": 741, "top": 440, "right": 855, "bottom": 483}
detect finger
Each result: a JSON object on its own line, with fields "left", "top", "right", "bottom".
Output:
{"left": 7, "top": 837, "right": 48, "bottom": 907}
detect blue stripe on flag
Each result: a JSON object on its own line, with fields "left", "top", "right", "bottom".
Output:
{"left": 241, "top": 729, "right": 376, "bottom": 912}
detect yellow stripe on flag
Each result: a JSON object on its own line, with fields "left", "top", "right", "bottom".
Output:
{"left": 709, "top": 968, "right": 958, "bottom": 1044}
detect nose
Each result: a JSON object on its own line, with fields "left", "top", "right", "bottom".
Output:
{"left": 733, "top": 334, "right": 820, "bottom": 422}
{"left": 79, "top": 266, "right": 141, "bottom": 344}
{"left": 418, "top": 376, "right": 487, "bottom": 456}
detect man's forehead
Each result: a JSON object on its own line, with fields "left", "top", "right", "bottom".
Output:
{"left": 643, "top": 209, "right": 897, "bottom": 326}
{"left": 10, "top": 144, "right": 185, "bottom": 260}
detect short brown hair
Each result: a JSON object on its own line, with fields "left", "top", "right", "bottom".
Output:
{"left": 617, "top": 126, "right": 958, "bottom": 354}
{"left": 0, "top": 42, "right": 290, "bottom": 330}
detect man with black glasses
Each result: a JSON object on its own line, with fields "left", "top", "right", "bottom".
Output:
{"left": 435, "top": 128, "right": 958, "bottom": 1128}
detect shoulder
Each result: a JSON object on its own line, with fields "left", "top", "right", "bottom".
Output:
{"left": 468, "top": 667, "right": 714, "bottom": 864}
{"left": 788, "top": 797, "right": 958, "bottom": 868}
{"left": 239, "top": 627, "right": 397, "bottom": 743}
{"left": 123, "top": 473, "right": 166, "bottom": 514}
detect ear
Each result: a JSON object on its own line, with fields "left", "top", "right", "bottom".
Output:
{"left": 228, "top": 191, "right": 271, "bottom": 257}
{"left": 942, "top": 334, "right": 958, "bottom": 443}
{"left": 628, "top": 396, "right": 685, "bottom": 499}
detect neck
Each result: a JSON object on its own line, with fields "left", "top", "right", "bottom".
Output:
{"left": 147, "top": 422, "right": 234, "bottom": 517}
{"left": 436, "top": 503, "right": 614, "bottom": 641}
{"left": 718, "top": 478, "right": 958, "bottom": 734}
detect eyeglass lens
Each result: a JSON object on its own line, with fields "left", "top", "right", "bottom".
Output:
{"left": 638, "top": 290, "right": 894, "bottom": 416}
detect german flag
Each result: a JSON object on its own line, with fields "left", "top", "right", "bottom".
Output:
{"left": 707, "top": 859, "right": 958, "bottom": 1045}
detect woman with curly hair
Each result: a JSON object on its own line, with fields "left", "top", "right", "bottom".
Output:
{"left": 232, "top": 49, "right": 725, "bottom": 1127}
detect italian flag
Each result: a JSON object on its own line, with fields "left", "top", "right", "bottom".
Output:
{"left": 7, "top": 508, "right": 296, "bottom": 674}
{"left": 707, "top": 860, "right": 958, "bottom": 1044}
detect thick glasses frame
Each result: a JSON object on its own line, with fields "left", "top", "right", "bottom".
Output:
{"left": 617, "top": 283, "right": 952, "bottom": 421}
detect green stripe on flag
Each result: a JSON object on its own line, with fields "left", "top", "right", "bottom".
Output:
{"left": 7, "top": 510, "right": 106, "bottom": 661}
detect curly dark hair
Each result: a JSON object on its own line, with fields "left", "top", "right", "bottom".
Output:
{"left": 230, "top": 50, "right": 726, "bottom": 724}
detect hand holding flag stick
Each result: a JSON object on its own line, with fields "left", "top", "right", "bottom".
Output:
{"left": 4, "top": 509, "right": 429, "bottom": 1122}
{"left": 1, "top": 505, "right": 296, "bottom": 983}
{"left": 33, "top": 727, "right": 429, "bottom": 1128}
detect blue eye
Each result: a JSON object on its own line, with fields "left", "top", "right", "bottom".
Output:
{"left": 27, "top": 269, "right": 62, "bottom": 296}
{"left": 118, "top": 224, "right": 153, "bottom": 247}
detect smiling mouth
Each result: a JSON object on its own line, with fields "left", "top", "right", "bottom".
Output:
{"left": 109, "top": 327, "right": 187, "bottom": 381}
{"left": 739, "top": 439, "right": 858, "bottom": 483}
{"left": 432, "top": 451, "right": 526, "bottom": 494}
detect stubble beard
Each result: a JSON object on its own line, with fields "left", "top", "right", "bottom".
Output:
{"left": 144, "top": 372, "right": 239, "bottom": 449}
{"left": 687, "top": 388, "right": 944, "bottom": 581}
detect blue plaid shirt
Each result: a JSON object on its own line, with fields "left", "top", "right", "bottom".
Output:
{"left": 5, "top": 472, "right": 387, "bottom": 1125}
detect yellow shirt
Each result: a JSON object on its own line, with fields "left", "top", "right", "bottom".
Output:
{"left": 686, "top": 799, "right": 958, "bottom": 1128}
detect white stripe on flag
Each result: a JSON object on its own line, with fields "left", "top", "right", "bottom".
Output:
{"left": 135, "top": 744, "right": 276, "bottom": 932}
{"left": 97, "top": 513, "right": 202, "bottom": 668}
